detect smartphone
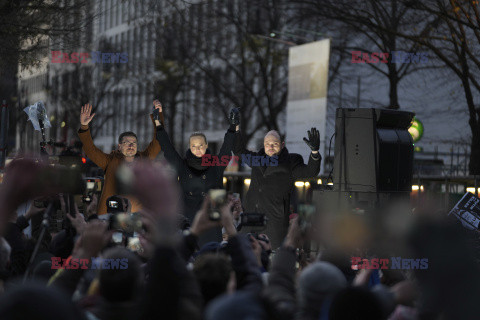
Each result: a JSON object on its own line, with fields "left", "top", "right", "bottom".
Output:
{"left": 127, "top": 236, "right": 143, "bottom": 253}
{"left": 109, "top": 212, "right": 143, "bottom": 233}
{"left": 297, "top": 204, "right": 316, "bottom": 233}
{"left": 208, "top": 189, "right": 227, "bottom": 221}
{"left": 112, "top": 231, "right": 124, "bottom": 245}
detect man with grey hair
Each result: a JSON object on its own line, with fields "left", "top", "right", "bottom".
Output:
{"left": 233, "top": 127, "right": 321, "bottom": 248}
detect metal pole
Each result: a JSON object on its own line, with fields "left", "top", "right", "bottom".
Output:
{"left": 0, "top": 100, "right": 8, "bottom": 170}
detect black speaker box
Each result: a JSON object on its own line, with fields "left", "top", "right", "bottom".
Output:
{"left": 333, "top": 108, "right": 414, "bottom": 194}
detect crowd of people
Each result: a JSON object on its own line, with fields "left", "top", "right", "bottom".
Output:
{"left": 0, "top": 102, "right": 478, "bottom": 320}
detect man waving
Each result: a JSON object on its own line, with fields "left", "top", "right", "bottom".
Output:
{"left": 77, "top": 102, "right": 164, "bottom": 215}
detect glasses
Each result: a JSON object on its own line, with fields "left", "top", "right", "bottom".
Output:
{"left": 121, "top": 141, "right": 137, "bottom": 146}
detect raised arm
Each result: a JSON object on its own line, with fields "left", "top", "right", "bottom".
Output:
{"left": 292, "top": 128, "right": 321, "bottom": 179}
{"left": 77, "top": 104, "right": 110, "bottom": 170}
{"left": 218, "top": 108, "right": 240, "bottom": 158}
{"left": 154, "top": 102, "right": 184, "bottom": 172}
{"left": 139, "top": 100, "right": 165, "bottom": 159}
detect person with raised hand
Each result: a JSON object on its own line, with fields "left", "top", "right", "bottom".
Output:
{"left": 77, "top": 102, "right": 164, "bottom": 215}
{"left": 233, "top": 126, "right": 321, "bottom": 249}
{"left": 154, "top": 103, "right": 239, "bottom": 245}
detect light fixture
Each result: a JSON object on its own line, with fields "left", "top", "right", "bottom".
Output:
{"left": 327, "top": 182, "right": 333, "bottom": 186}
{"left": 295, "top": 181, "right": 305, "bottom": 187}
{"left": 305, "top": 182, "right": 310, "bottom": 187}
{"left": 466, "top": 187, "right": 480, "bottom": 194}
{"left": 244, "top": 179, "right": 251, "bottom": 185}
{"left": 412, "top": 185, "right": 424, "bottom": 191}
{"left": 317, "top": 179, "right": 322, "bottom": 184}
{"left": 223, "top": 177, "right": 227, "bottom": 184}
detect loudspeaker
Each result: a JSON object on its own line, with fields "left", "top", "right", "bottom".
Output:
{"left": 333, "top": 108, "right": 414, "bottom": 194}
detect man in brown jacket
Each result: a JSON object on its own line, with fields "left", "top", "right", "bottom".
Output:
{"left": 77, "top": 102, "right": 164, "bottom": 215}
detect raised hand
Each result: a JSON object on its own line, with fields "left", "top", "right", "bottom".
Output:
{"left": 190, "top": 196, "right": 222, "bottom": 237}
{"left": 66, "top": 203, "right": 87, "bottom": 235}
{"left": 80, "top": 104, "right": 95, "bottom": 126}
{"left": 153, "top": 100, "right": 162, "bottom": 126}
{"left": 153, "top": 100, "right": 163, "bottom": 113}
{"left": 228, "top": 107, "right": 240, "bottom": 126}
{"left": 74, "top": 220, "right": 111, "bottom": 259}
{"left": 303, "top": 127, "right": 320, "bottom": 152}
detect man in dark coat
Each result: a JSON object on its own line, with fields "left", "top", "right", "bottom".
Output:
{"left": 154, "top": 103, "right": 239, "bottom": 244}
{"left": 233, "top": 128, "right": 321, "bottom": 249}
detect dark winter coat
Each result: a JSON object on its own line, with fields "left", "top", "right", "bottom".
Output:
{"left": 234, "top": 133, "right": 321, "bottom": 249}
{"left": 156, "top": 127, "right": 235, "bottom": 243}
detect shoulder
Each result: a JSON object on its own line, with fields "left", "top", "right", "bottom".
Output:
{"left": 288, "top": 153, "right": 305, "bottom": 166}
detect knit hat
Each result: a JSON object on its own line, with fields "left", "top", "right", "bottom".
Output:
{"left": 297, "top": 261, "right": 347, "bottom": 318}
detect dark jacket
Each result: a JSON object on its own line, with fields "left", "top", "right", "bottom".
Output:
{"left": 78, "top": 113, "right": 163, "bottom": 215}
{"left": 233, "top": 132, "right": 321, "bottom": 249}
{"left": 155, "top": 127, "right": 235, "bottom": 225}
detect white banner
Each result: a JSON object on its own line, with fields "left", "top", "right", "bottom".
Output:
{"left": 286, "top": 39, "right": 330, "bottom": 174}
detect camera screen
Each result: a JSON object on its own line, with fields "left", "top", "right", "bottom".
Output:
{"left": 209, "top": 189, "right": 227, "bottom": 205}
{"left": 86, "top": 181, "right": 95, "bottom": 190}
{"left": 109, "top": 201, "right": 119, "bottom": 208}
{"left": 112, "top": 232, "right": 123, "bottom": 244}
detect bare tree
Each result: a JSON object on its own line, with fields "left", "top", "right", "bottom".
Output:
{"left": 380, "top": 0, "right": 480, "bottom": 174}
{"left": 292, "top": 0, "right": 437, "bottom": 109}
{"left": 153, "top": 0, "right": 293, "bottom": 146}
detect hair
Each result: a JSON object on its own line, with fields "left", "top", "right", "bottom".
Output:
{"left": 264, "top": 130, "right": 283, "bottom": 142}
{"left": 189, "top": 132, "right": 207, "bottom": 144}
{"left": 118, "top": 131, "right": 137, "bottom": 144}
{"left": 193, "top": 253, "right": 232, "bottom": 304}
{"left": 99, "top": 247, "right": 142, "bottom": 302}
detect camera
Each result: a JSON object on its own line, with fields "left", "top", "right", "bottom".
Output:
{"left": 109, "top": 201, "right": 119, "bottom": 208}
{"left": 208, "top": 189, "right": 227, "bottom": 221}
{"left": 82, "top": 178, "right": 102, "bottom": 203}
{"left": 106, "top": 195, "right": 130, "bottom": 214}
